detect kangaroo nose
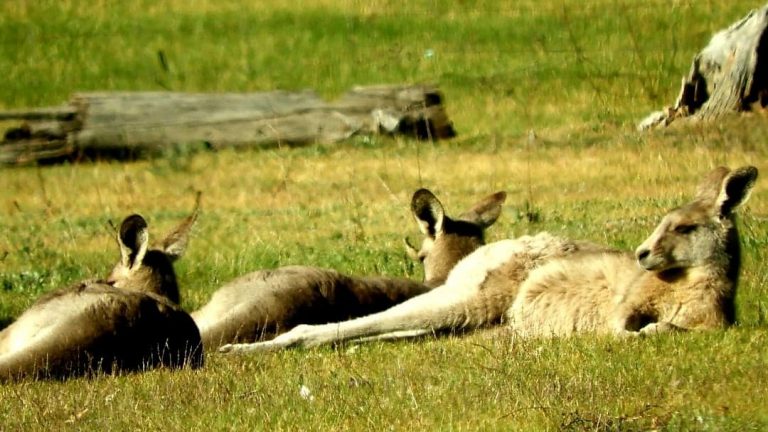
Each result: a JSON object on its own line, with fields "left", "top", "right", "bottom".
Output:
{"left": 636, "top": 248, "right": 650, "bottom": 263}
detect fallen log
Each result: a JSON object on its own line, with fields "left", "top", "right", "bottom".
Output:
{"left": 638, "top": 4, "right": 768, "bottom": 130}
{"left": 0, "top": 84, "right": 455, "bottom": 165}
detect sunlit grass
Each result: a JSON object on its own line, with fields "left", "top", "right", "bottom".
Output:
{"left": 0, "top": 0, "right": 759, "bottom": 129}
{"left": 1, "top": 0, "right": 768, "bottom": 430}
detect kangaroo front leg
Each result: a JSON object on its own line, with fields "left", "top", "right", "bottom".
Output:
{"left": 220, "top": 324, "right": 322, "bottom": 353}
{"left": 352, "top": 329, "right": 433, "bottom": 343}
{"left": 220, "top": 284, "right": 479, "bottom": 353}
{"left": 219, "top": 327, "right": 435, "bottom": 354}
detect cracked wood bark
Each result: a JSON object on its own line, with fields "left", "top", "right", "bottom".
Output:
{"left": 0, "top": 84, "right": 455, "bottom": 165}
{"left": 638, "top": 4, "right": 768, "bottom": 130}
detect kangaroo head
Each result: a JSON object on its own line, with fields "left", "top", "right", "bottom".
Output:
{"left": 635, "top": 166, "right": 758, "bottom": 276}
{"left": 405, "top": 189, "right": 506, "bottom": 287}
{"left": 107, "top": 198, "right": 199, "bottom": 304}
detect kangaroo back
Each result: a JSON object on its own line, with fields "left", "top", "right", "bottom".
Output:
{"left": 0, "top": 284, "right": 202, "bottom": 380}
{"left": 193, "top": 266, "right": 431, "bottom": 346}
{"left": 0, "top": 201, "right": 203, "bottom": 381}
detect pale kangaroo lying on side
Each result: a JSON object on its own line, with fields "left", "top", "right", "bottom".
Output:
{"left": 0, "top": 204, "right": 203, "bottom": 381}
{"left": 220, "top": 165, "right": 757, "bottom": 353}
{"left": 193, "top": 188, "right": 506, "bottom": 349}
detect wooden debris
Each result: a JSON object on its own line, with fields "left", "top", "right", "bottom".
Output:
{"left": 638, "top": 5, "right": 768, "bottom": 130}
{"left": 0, "top": 84, "right": 455, "bottom": 165}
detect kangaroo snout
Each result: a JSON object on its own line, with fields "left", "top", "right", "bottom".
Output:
{"left": 635, "top": 249, "right": 659, "bottom": 271}
{"left": 635, "top": 243, "right": 665, "bottom": 271}
{"left": 635, "top": 247, "right": 650, "bottom": 265}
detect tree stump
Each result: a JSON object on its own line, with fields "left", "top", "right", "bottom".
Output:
{"left": 0, "top": 84, "right": 455, "bottom": 165}
{"left": 638, "top": 4, "right": 768, "bottom": 130}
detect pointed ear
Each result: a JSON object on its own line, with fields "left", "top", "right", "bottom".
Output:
{"left": 457, "top": 191, "right": 506, "bottom": 228}
{"left": 694, "top": 166, "right": 731, "bottom": 203}
{"left": 403, "top": 237, "right": 420, "bottom": 261}
{"left": 118, "top": 214, "right": 149, "bottom": 271}
{"left": 162, "top": 192, "right": 201, "bottom": 261}
{"left": 714, "top": 166, "right": 758, "bottom": 218}
{"left": 411, "top": 188, "right": 444, "bottom": 237}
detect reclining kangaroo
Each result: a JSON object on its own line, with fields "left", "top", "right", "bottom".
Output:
{"left": 0, "top": 204, "right": 203, "bottom": 381}
{"left": 220, "top": 165, "right": 757, "bottom": 353}
{"left": 193, "top": 188, "right": 506, "bottom": 349}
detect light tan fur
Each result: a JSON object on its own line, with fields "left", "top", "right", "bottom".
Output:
{"left": 510, "top": 166, "right": 756, "bottom": 336}
{"left": 193, "top": 189, "right": 506, "bottom": 349}
{"left": 220, "top": 166, "right": 757, "bottom": 353}
{"left": 0, "top": 200, "right": 203, "bottom": 381}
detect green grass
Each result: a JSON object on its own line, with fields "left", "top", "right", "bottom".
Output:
{"left": 2, "top": 0, "right": 768, "bottom": 430}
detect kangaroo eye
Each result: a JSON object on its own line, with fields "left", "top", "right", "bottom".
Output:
{"left": 674, "top": 224, "right": 697, "bottom": 234}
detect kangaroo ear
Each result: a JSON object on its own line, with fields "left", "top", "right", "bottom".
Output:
{"left": 695, "top": 166, "right": 731, "bottom": 204}
{"left": 163, "top": 192, "right": 202, "bottom": 261}
{"left": 162, "top": 192, "right": 201, "bottom": 261}
{"left": 714, "top": 166, "right": 758, "bottom": 218}
{"left": 411, "top": 188, "right": 445, "bottom": 237}
{"left": 457, "top": 191, "right": 506, "bottom": 228}
{"left": 118, "top": 214, "right": 149, "bottom": 271}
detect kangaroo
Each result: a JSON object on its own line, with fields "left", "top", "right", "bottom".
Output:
{"left": 0, "top": 204, "right": 203, "bottom": 381}
{"left": 192, "top": 188, "right": 506, "bottom": 349}
{"left": 509, "top": 165, "right": 757, "bottom": 337}
{"left": 219, "top": 166, "right": 757, "bottom": 353}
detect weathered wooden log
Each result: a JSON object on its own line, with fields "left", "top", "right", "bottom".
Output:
{"left": 0, "top": 139, "right": 73, "bottom": 165}
{"left": 0, "top": 106, "right": 77, "bottom": 121}
{"left": 638, "top": 4, "right": 768, "bottom": 130}
{"left": 70, "top": 90, "right": 349, "bottom": 152}
{"left": 0, "top": 84, "right": 455, "bottom": 165}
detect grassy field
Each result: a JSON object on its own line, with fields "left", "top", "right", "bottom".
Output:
{"left": 1, "top": 0, "right": 768, "bottom": 430}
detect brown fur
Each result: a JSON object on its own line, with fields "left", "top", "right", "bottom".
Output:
{"left": 0, "top": 203, "right": 203, "bottom": 381}
{"left": 193, "top": 189, "right": 506, "bottom": 349}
